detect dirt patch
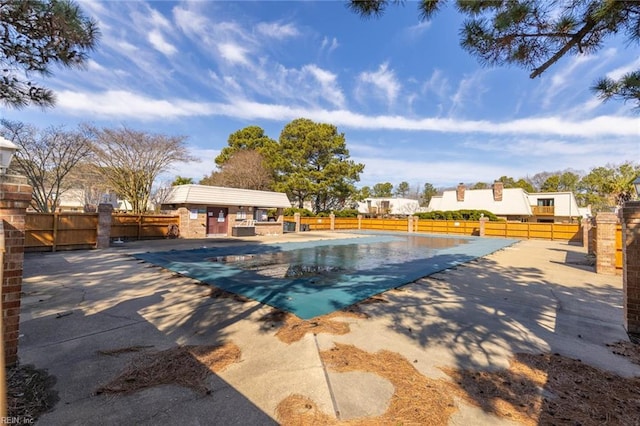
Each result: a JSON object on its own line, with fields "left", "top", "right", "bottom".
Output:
{"left": 606, "top": 340, "right": 640, "bottom": 365}
{"left": 96, "top": 343, "right": 241, "bottom": 395}
{"left": 444, "top": 352, "right": 640, "bottom": 426}
{"left": 278, "top": 345, "right": 640, "bottom": 426}
{"left": 260, "top": 296, "right": 386, "bottom": 344}
{"left": 276, "top": 343, "right": 456, "bottom": 425}
{"left": 208, "top": 287, "right": 250, "bottom": 303}
{"left": 7, "top": 364, "right": 58, "bottom": 423}
{"left": 260, "top": 310, "right": 366, "bottom": 344}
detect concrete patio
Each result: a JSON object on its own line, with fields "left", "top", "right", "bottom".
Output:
{"left": 18, "top": 232, "right": 639, "bottom": 425}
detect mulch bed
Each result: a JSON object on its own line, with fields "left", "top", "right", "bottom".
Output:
{"left": 96, "top": 343, "right": 241, "bottom": 395}
{"left": 277, "top": 343, "right": 640, "bottom": 425}
{"left": 276, "top": 343, "right": 455, "bottom": 425}
{"left": 6, "top": 364, "right": 58, "bottom": 423}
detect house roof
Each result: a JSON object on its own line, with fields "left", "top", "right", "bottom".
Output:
{"left": 163, "top": 184, "right": 291, "bottom": 208}
{"left": 428, "top": 188, "right": 532, "bottom": 216}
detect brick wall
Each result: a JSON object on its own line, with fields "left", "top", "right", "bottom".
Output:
{"left": 622, "top": 202, "right": 640, "bottom": 334}
{"left": 595, "top": 212, "right": 618, "bottom": 275}
{"left": 0, "top": 176, "right": 32, "bottom": 366}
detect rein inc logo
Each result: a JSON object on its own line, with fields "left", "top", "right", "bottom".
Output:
{"left": 2, "top": 418, "right": 34, "bottom": 425}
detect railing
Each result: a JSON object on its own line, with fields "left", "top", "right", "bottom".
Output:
{"left": 531, "top": 206, "right": 555, "bottom": 215}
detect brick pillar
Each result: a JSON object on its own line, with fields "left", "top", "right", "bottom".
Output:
{"left": 408, "top": 216, "right": 413, "bottom": 233}
{"left": 479, "top": 217, "right": 488, "bottom": 237}
{"left": 330, "top": 213, "right": 335, "bottom": 231}
{"left": 294, "top": 212, "right": 300, "bottom": 233}
{"left": 622, "top": 201, "right": 640, "bottom": 334}
{"left": 595, "top": 212, "right": 618, "bottom": 275}
{"left": 357, "top": 214, "right": 362, "bottom": 230}
{"left": 581, "top": 218, "right": 591, "bottom": 249}
{"left": 0, "top": 175, "right": 32, "bottom": 366}
{"left": 95, "top": 203, "right": 113, "bottom": 248}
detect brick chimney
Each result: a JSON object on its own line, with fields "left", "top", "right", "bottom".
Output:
{"left": 493, "top": 181, "right": 503, "bottom": 202}
{"left": 456, "top": 183, "right": 465, "bottom": 202}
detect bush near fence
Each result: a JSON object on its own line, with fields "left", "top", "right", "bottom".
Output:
{"left": 25, "top": 212, "right": 179, "bottom": 252}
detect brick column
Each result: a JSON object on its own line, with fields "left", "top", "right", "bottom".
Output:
{"left": 357, "top": 214, "right": 362, "bottom": 230}
{"left": 0, "top": 175, "right": 32, "bottom": 366}
{"left": 622, "top": 201, "right": 640, "bottom": 334}
{"left": 581, "top": 218, "right": 591, "bottom": 249}
{"left": 595, "top": 212, "right": 618, "bottom": 275}
{"left": 330, "top": 213, "right": 335, "bottom": 231}
{"left": 294, "top": 212, "right": 300, "bottom": 233}
{"left": 95, "top": 203, "right": 113, "bottom": 248}
{"left": 408, "top": 215, "right": 413, "bottom": 233}
{"left": 479, "top": 217, "right": 488, "bottom": 237}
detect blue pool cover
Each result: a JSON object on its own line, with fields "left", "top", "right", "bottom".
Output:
{"left": 134, "top": 232, "right": 518, "bottom": 319}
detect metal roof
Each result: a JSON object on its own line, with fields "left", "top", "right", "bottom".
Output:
{"left": 163, "top": 184, "right": 291, "bottom": 208}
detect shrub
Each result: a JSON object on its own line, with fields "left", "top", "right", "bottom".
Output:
{"left": 416, "top": 210, "right": 499, "bottom": 221}
{"left": 283, "top": 207, "right": 314, "bottom": 217}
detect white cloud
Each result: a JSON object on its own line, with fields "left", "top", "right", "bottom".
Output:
{"left": 449, "top": 71, "right": 487, "bottom": 115}
{"left": 607, "top": 56, "right": 640, "bottom": 80}
{"left": 422, "top": 69, "right": 449, "bottom": 100}
{"left": 256, "top": 22, "right": 300, "bottom": 39}
{"left": 56, "top": 90, "right": 215, "bottom": 120}
{"left": 356, "top": 62, "right": 401, "bottom": 107}
{"left": 218, "top": 42, "right": 251, "bottom": 65}
{"left": 148, "top": 30, "right": 177, "bottom": 56}
{"left": 54, "top": 90, "right": 639, "bottom": 138}
{"left": 542, "top": 54, "right": 596, "bottom": 108}
{"left": 406, "top": 20, "right": 431, "bottom": 37}
{"left": 320, "top": 36, "right": 339, "bottom": 54}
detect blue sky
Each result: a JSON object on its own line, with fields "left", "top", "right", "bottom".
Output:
{"left": 3, "top": 1, "right": 639, "bottom": 190}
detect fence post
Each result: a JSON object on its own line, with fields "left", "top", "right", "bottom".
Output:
{"left": 479, "top": 217, "right": 488, "bottom": 237}
{"left": 0, "top": 175, "right": 32, "bottom": 367}
{"left": 595, "top": 212, "right": 618, "bottom": 275}
{"left": 294, "top": 212, "right": 301, "bottom": 233}
{"left": 96, "top": 203, "right": 114, "bottom": 249}
{"left": 581, "top": 218, "right": 591, "bottom": 249}
{"left": 52, "top": 212, "right": 59, "bottom": 252}
{"left": 330, "top": 213, "right": 335, "bottom": 231}
{"left": 622, "top": 201, "right": 640, "bottom": 334}
{"left": 357, "top": 214, "right": 362, "bottom": 230}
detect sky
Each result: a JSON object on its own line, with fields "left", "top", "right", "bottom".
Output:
{"left": 3, "top": 0, "right": 639, "bottom": 191}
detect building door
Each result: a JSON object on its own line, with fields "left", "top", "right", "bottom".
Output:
{"left": 207, "top": 207, "right": 228, "bottom": 235}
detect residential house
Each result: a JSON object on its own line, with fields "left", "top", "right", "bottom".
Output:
{"left": 357, "top": 197, "right": 424, "bottom": 216}
{"left": 160, "top": 184, "right": 291, "bottom": 237}
{"left": 427, "top": 182, "right": 588, "bottom": 223}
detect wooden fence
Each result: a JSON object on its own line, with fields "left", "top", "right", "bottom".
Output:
{"left": 285, "top": 216, "right": 582, "bottom": 242}
{"left": 25, "top": 212, "right": 179, "bottom": 252}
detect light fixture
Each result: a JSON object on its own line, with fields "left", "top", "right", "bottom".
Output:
{"left": 0, "top": 137, "right": 18, "bottom": 175}
{"left": 633, "top": 175, "right": 640, "bottom": 200}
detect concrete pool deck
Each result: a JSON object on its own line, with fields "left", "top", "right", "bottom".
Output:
{"left": 18, "top": 232, "right": 639, "bottom": 425}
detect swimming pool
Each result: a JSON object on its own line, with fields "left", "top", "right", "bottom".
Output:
{"left": 135, "top": 232, "right": 517, "bottom": 319}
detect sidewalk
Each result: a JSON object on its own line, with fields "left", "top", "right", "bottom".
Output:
{"left": 18, "top": 235, "right": 638, "bottom": 425}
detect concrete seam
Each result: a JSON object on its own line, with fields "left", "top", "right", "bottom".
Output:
{"left": 313, "top": 334, "right": 341, "bottom": 420}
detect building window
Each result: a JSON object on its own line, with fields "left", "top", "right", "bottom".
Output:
{"left": 537, "top": 198, "right": 554, "bottom": 207}
{"left": 237, "top": 209, "right": 247, "bottom": 220}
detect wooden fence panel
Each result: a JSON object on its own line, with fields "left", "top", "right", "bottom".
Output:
{"left": 300, "top": 216, "right": 331, "bottom": 231}
{"left": 361, "top": 218, "right": 408, "bottom": 231}
{"left": 334, "top": 218, "right": 358, "bottom": 230}
{"left": 111, "top": 214, "right": 179, "bottom": 239}
{"left": 25, "top": 212, "right": 98, "bottom": 251}
{"left": 484, "top": 222, "right": 508, "bottom": 237}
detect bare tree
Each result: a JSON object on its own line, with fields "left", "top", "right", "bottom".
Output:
{"left": 1, "top": 119, "right": 92, "bottom": 212}
{"left": 65, "top": 161, "right": 113, "bottom": 211}
{"left": 87, "top": 126, "right": 195, "bottom": 214}
{"left": 201, "top": 150, "right": 274, "bottom": 190}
